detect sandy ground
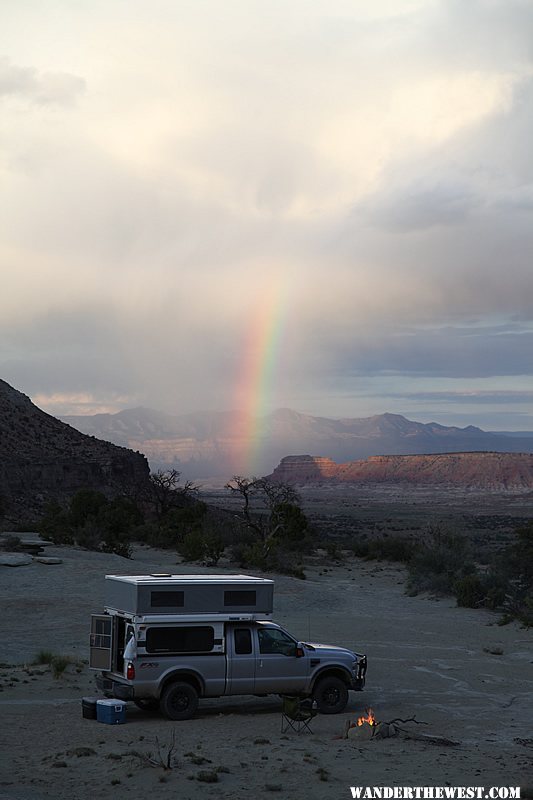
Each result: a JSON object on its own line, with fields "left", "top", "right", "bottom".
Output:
{"left": 1, "top": 544, "right": 532, "bottom": 800}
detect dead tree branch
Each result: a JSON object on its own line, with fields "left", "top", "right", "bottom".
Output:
{"left": 385, "top": 715, "right": 428, "bottom": 726}
{"left": 147, "top": 730, "right": 179, "bottom": 770}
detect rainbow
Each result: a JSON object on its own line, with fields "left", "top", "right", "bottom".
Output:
{"left": 233, "top": 276, "right": 291, "bottom": 474}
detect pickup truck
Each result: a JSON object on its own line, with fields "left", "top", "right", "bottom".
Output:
{"left": 95, "top": 618, "right": 367, "bottom": 720}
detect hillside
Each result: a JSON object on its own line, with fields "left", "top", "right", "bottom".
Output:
{"left": 270, "top": 452, "right": 533, "bottom": 490}
{"left": 0, "top": 379, "right": 150, "bottom": 523}
{"left": 62, "top": 406, "right": 533, "bottom": 477}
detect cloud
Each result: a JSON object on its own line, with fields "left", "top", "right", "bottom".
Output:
{"left": 0, "top": 57, "right": 85, "bottom": 107}
{"left": 358, "top": 178, "right": 481, "bottom": 231}
{"left": 335, "top": 325, "right": 533, "bottom": 379}
{"left": 1, "top": 1, "right": 533, "bottom": 426}
{"left": 384, "top": 390, "right": 533, "bottom": 405}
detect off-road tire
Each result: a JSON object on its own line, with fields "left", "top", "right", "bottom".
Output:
{"left": 134, "top": 698, "right": 159, "bottom": 712}
{"left": 160, "top": 681, "right": 199, "bottom": 720}
{"left": 312, "top": 676, "right": 349, "bottom": 714}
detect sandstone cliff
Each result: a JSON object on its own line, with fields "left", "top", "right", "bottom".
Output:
{"left": 0, "top": 379, "right": 150, "bottom": 523}
{"left": 270, "top": 452, "right": 533, "bottom": 490}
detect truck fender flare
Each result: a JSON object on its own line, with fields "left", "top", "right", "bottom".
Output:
{"left": 309, "top": 666, "right": 352, "bottom": 693}
{"left": 159, "top": 668, "right": 205, "bottom": 698}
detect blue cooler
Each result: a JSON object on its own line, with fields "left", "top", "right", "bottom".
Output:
{"left": 96, "top": 698, "right": 127, "bottom": 724}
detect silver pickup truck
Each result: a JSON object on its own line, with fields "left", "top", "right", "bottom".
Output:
{"left": 90, "top": 574, "right": 367, "bottom": 720}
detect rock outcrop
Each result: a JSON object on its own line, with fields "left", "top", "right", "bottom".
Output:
{"left": 270, "top": 452, "right": 533, "bottom": 491}
{"left": 0, "top": 379, "right": 150, "bottom": 522}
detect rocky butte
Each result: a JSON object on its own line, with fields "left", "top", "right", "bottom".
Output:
{"left": 0, "top": 379, "right": 150, "bottom": 524}
{"left": 270, "top": 452, "right": 533, "bottom": 491}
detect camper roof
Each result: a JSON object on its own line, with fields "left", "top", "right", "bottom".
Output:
{"left": 105, "top": 574, "right": 274, "bottom": 586}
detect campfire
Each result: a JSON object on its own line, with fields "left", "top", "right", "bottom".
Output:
{"left": 357, "top": 708, "right": 376, "bottom": 728}
{"left": 341, "top": 711, "right": 459, "bottom": 747}
{"left": 344, "top": 708, "right": 389, "bottom": 740}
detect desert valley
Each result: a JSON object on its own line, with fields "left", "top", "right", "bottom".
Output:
{"left": 1, "top": 378, "right": 532, "bottom": 799}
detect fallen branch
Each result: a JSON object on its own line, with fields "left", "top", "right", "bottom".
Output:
{"left": 385, "top": 715, "right": 428, "bottom": 726}
{"left": 397, "top": 729, "right": 460, "bottom": 747}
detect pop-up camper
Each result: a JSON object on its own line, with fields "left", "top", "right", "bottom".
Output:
{"left": 90, "top": 573, "right": 367, "bottom": 720}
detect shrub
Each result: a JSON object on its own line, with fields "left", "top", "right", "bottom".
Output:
{"left": 133, "top": 521, "right": 169, "bottom": 548}
{"left": 51, "top": 655, "right": 72, "bottom": 678}
{"left": 69, "top": 490, "right": 107, "bottom": 528}
{"left": 99, "top": 497, "right": 142, "bottom": 533}
{"left": 178, "top": 530, "right": 224, "bottom": 565}
{"left": 271, "top": 502, "right": 312, "bottom": 550}
{"left": 231, "top": 539, "right": 306, "bottom": 579}
{"left": 454, "top": 574, "right": 486, "bottom": 608}
{"left": 178, "top": 530, "right": 206, "bottom": 562}
{"left": 196, "top": 771, "right": 219, "bottom": 783}
{"left": 39, "top": 501, "right": 73, "bottom": 545}
{"left": 75, "top": 518, "right": 103, "bottom": 551}
{"left": 100, "top": 533, "right": 132, "bottom": 559}
{"left": 33, "top": 650, "right": 54, "bottom": 665}
{"left": 352, "top": 536, "right": 415, "bottom": 563}
{"left": 478, "top": 521, "right": 533, "bottom": 622}
{"left": 517, "top": 596, "right": 533, "bottom": 627}
{"left": 203, "top": 532, "right": 224, "bottom": 566}
{"left": 407, "top": 526, "right": 474, "bottom": 596}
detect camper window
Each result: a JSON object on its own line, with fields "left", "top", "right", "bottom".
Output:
{"left": 224, "top": 590, "right": 256, "bottom": 606}
{"left": 146, "top": 626, "right": 214, "bottom": 654}
{"left": 150, "top": 591, "right": 184, "bottom": 608}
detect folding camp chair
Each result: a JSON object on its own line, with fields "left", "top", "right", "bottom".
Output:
{"left": 280, "top": 696, "right": 318, "bottom": 734}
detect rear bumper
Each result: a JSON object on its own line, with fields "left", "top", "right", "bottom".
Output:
{"left": 96, "top": 674, "right": 134, "bottom": 700}
{"left": 350, "top": 655, "right": 367, "bottom": 691}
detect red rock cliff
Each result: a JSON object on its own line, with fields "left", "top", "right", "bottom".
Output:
{"left": 270, "top": 452, "right": 533, "bottom": 490}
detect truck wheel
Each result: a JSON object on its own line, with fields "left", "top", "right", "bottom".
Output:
{"left": 134, "top": 698, "right": 159, "bottom": 712}
{"left": 313, "top": 676, "right": 349, "bottom": 714}
{"left": 160, "top": 682, "right": 199, "bottom": 720}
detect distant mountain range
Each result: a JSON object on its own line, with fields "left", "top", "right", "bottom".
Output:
{"left": 62, "top": 407, "right": 533, "bottom": 478}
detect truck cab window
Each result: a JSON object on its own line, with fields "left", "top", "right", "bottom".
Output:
{"left": 234, "top": 628, "right": 252, "bottom": 654}
{"left": 258, "top": 628, "right": 296, "bottom": 656}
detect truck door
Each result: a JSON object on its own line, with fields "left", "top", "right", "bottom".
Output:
{"left": 253, "top": 627, "right": 309, "bottom": 694}
{"left": 226, "top": 626, "right": 256, "bottom": 694}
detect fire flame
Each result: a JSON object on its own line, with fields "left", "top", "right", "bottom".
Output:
{"left": 356, "top": 708, "right": 376, "bottom": 727}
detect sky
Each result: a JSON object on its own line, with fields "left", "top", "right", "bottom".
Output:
{"left": 1, "top": 0, "right": 532, "bottom": 430}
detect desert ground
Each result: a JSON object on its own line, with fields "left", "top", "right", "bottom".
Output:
{"left": 203, "top": 482, "right": 533, "bottom": 550}
{"left": 1, "top": 533, "right": 532, "bottom": 800}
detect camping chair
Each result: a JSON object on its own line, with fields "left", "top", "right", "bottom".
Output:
{"left": 280, "top": 696, "right": 318, "bottom": 734}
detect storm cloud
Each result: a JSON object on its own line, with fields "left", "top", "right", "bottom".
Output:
{"left": 1, "top": 0, "right": 532, "bottom": 429}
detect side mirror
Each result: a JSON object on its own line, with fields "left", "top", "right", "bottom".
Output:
{"left": 295, "top": 644, "right": 305, "bottom": 658}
